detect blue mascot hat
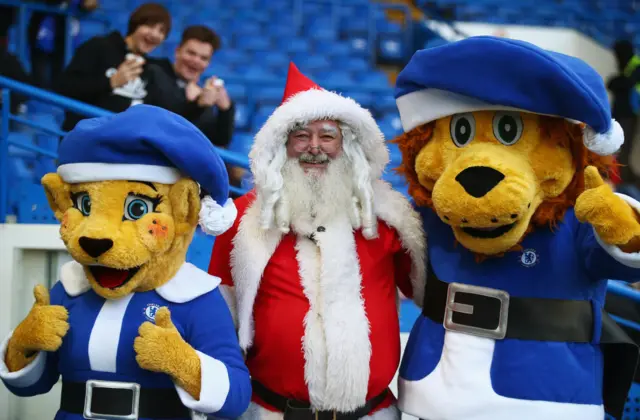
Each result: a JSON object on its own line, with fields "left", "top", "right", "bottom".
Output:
{"left": 57, "top": 104, "right": 237, "bottom": 236}
{"left": 395, "top": 36, "right": 623, "bottom": 156}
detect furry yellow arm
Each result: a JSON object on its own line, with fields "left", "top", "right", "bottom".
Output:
{"left": 575, "top": 166, "right": 640, "bottom": 253}
{"left": 134, "top": 307, "right": 202, "bottom": 399}
{"left": 5, "top": 285, "right": 69, "bottom": 372}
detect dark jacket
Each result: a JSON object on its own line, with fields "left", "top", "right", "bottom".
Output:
{"left": 146, "top": 58, "right": 236, "bottom": 148}
{"left": 607, "top": 67, "right": 640, "bottom": 119}
{"left": 55, "top": 31, "right": 164, "bottom": 131}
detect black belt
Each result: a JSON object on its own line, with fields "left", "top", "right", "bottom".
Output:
{"left": 252, "top": 380, "right": 388, "bottom": 420}
{"left": 422, "top": 261, "right": 639, "bottom": 420}
{"left": 422, "top": 262, "right": 594, "bottom": 341}
{"left": 60, "top": 380, "right": 191, "bottom": 419}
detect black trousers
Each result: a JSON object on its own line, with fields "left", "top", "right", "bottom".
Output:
{"left": 30, "top": 46, "right": 65, "bottom": 90}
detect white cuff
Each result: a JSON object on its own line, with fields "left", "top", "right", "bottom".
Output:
{"left": 175, "top": 351, "right": 230, "bottom": 414}
{"left": 594, "top": 193, "right": 640, "bottom": 268}
{"left": 0, "top": 330, "right": 47, "bottom": 388}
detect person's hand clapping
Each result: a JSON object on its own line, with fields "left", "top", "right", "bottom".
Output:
{"left": 109, "top": 56, "right": 144, "bottom": 89}
{"left": 197, "top": 79, "right": 219, "bottom": 107}
{"left": 185, "top": 82, "right": 203, "bottom": 102}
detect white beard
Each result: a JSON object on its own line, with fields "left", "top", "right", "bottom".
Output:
{"left": 279, "top": 154, "right": 356, "bottom": 237}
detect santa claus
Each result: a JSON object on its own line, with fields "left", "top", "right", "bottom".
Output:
{"left": 207, "top": 63, "right": 426, "bottom": 420}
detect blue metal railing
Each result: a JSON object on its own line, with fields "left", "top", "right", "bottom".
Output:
{"left": 0, "top": 76, "right": 250, "bottom": 223}
{"left": 0, "top": 0, "right": 109, "bottom": 70}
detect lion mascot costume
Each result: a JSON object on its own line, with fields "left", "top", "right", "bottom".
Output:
{"left": 393, "top": 36, "right": 640, "bottom": 420}
{"left": 0, "top": 105, "right": 251, "bottom": 420}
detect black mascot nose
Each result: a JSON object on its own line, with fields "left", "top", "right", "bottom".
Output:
{"left": 455, "top": 166, "right": 505, "bottom": 198}
{"left": 79, "top": 237, "right": 114, "bottom": 258}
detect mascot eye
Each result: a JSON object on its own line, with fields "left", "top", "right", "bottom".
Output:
{"left": 123, "top": 195, "right": 155, "bottom": 221}
{"left": 73, "top": 193, "right": 91, "bottom": 216}
{"left": 450, "top": 113, "right": 475, "bottom": 147}
{"left": 493, "top": 112, "right": 523, "bottom": 145}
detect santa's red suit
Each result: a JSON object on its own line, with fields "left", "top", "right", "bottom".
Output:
{"left": 208, "top": 64, "right": 426, "bottom": 420}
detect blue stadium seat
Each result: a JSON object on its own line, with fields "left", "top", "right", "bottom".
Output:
{"left": 358, "top": 71, "right": 389, "bottom": 89}
{"left": 379, "top": 121, "right": 403, "bottom": 141}
{"left": 262, "top": 52, "right": 291, "bottom": 71}
{"left": 14, "top": 181, "right": 56, "bottom": 224}
{"left": 382, "top": 170, "right": 406, "bottom": 186}
{"left": 342, "top": 58, "right": 370, "bottom": 73}
{"left": 373, "top": 93, "right": 397, "bottom": 117}
{"left": 229, "top": 22, "right": 262, "bottom": 37}
{"left": 254, "top": 86, "right": 285, "bottom": 105}
{"left": 277, "top": 38, "right": 310, "bottom": 54}
{"left": 345, "top": 91, "right": 374, "bottom": 109}
{"left": 185, "top": 228, "right": 215, "bottom": 271}
{"left": 236, "top": 36, "right": 272, "bottom": 51}
{"left": 296, "top": 55, "right": 332, "bottom": 72}
{"left": 229, "top": 133, "right": 255, "bottom": 156}
{"left": 214, "top": 49, "right": 249, "bottom": 67}
{"left": 340, "top": 16, "right": 368, "bottom": 37}
{"left": 203, "top": 64, "right": 234, "bottom": 80}
{"left": 319, "top": 71, "right": 355, "bottom": 89}
{"left": 349, "top": 37, "right": 370, "bottom": 58}
{"left": 317, "top": 41, "right": 351, "bottom": 57}
{"left": 252, "top": 106, "right": 276, "bottom": 130}
{"left": 233, "top": 102, "right": 252, "bottom": 131}
{"left": 226, "top": 83, "right": 247, "bottom": 101}
{"left": 242, "top": 66, "right": 278, "bottom": 82}
{"left": 378, "top": 34, "right": 405, "bottom": 62}
{"left": 387, "top": 141, "right": 403, "bottom": 166}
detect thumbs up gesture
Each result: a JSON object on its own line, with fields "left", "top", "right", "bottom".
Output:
{"left": 6, "top": 285, "right": 69, "bottom": 372}
{"left": 575, "top": 166, "right": 640, "bottom": 248}
{"left": 134, "top": 307, "right": 202, "bottom": 399}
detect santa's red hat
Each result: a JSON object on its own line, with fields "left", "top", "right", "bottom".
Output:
{"left": 280, "top": 62, "right": 321, "bottom": 104}
{"left": 249, "top": 62, "right": 389, "bottom": 185}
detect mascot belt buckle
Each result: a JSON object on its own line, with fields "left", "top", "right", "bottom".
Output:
{"left": 84, "top": 379, "right": 141, "bottom": 420}
{"left": 443, "top": 282, "right": 510, "bottom": 340}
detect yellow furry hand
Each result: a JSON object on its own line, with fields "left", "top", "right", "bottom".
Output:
{"left": 6, "top": 285, "right": 69, "bottom": 372}
{"left": 575, "top": 166, "right": 640, "bottom": 247}
{"left": 134, "top": 307, "right": 202, "bottom": 399}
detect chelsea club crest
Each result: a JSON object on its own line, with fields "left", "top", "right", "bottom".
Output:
{"left": 520, "top": 248, "right": 539, "bottom": 268}
{"left": 143, "top": 303, "right": 161, "bottom": 322}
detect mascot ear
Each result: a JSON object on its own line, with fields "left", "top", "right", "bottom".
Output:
{"left": 41, "top": 173, "right": 72, "bottom": 221}
{"left": 169, "top": 179, "right": 200, "bottom": 236}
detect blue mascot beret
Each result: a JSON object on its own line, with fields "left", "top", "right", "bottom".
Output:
{"left": 395, "top": 36, "right": 623, "bottom": 156}
{"left": 57, "top": 104, "right": 237, "bottom": 236}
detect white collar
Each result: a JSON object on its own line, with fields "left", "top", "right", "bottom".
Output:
{"left": 59, "top": 261, "right": 220, "bottom": 303}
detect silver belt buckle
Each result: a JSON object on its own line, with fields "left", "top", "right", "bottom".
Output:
{"left": 443, "top": 282, "right": 510, "bottom": 340}
{"left": 83, "top": 379, "right": 141, "bottom": 420}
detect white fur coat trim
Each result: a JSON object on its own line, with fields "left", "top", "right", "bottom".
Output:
{"left": 59, "top": 261, "right": 219, "bottom": 303}
{"left": 229, "top": 180, "right": 426, "bottom": 409}
{"left": 249, "top": 89, "right": 390, "bottom": 186}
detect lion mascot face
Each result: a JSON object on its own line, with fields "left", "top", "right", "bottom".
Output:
{"left": 392, "top": 36, "right": 640, "bottom": 420}
{"left": 397, "top": 110, "right": 612, "bottom": 256}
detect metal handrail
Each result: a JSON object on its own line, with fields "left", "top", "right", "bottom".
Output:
{"left": 608, "top": 280, "right": 640, "bottom": 303}
{"left": 0, "top": 76, "right": 250, "bottom": 223}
